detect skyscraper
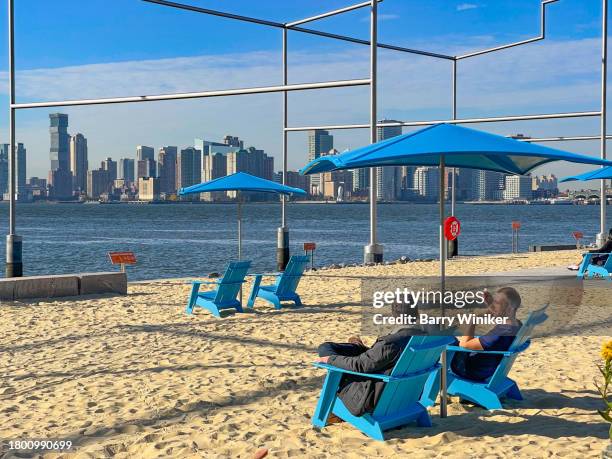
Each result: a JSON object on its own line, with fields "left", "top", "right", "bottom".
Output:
{"left": 176, "top": 147, "right": 202, "bottom": 200}
{"left": 308, "top": 130, "right": 333, "bottom": 195}
{"left": 136, "top": 145, "right": 155, "bottom": 161}
{"left": 0, "top": 144, "right": 8, "bottom": 196}
{"left": 158, "top": 146, "right": 177, "bottom": 194}
{"left": 87, "top": 169, "right": 110, "bottom": 199}
{"left": 414, "top": 166, "right": 440, "bottom": 201}
{"left": 70, "top": 133, "right": 88, "bottom": 192}
{"left": 376, "top": 120, "right": 402, "bottom": 201}
{"left": 136, "top": 145, "right": 156, "bottom": 179}
{"left": 474, "top": 170, "right": 507, "bottom": 201}
{"left": 118, "top": 158, "right": 135, "bottom": 184}
{"left": 101, "top": 158, "right": 118, "bottom": 182}
{"left": 49, "top": 113, "right": 73, "bottom": 199}
{"left": 15, "top": 143, "right": 26, "bottom": 200}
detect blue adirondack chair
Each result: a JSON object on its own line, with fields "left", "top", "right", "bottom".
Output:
{"left": 246, "top": 255, "right": 310, "bottom": 309}
{"left": 577, "top": 252, "right": 612, "bottom": 280}
{"left": 422, "top": 305, "right": 548, "bottom": 410}
{"left": 185, "top": 260, "right": 251, "bottom": 317}
{"left": 311, "top": 335, "right": 455, "bottom": 441}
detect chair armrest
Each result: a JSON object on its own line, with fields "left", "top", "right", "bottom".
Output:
{"left": 247, "top": 272, "right": 279, "bottom": 277}
{"left": 312, "top": 362, "right": 392, "bottom": 381}
{"left": 585, "top": 253, "right": 609, "bottom": 256}
{"left": 408, "top": 337, "right": 455, "bottom": 352}
{"left": 446, "top": 341, "right": 530, "bottom": 356}
{"left": 190, "top": 280, "right": 218, "bottom": 285}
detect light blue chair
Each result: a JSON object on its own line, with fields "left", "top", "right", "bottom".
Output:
{"left": 185, "top": 260, "right": 251, "bottom": 317}
{"left": 577, "top": 252, "right": 612, "bottom": 281}
{"left": 311, "top": 335, "right": 454, "bottom": 441}
{"left": 422, "top": 305, "right": 548, "bottom": 410}
{"left": 247, "top": 255, "right": 310, "bottom": 309}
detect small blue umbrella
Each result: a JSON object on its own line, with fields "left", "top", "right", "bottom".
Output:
{"left": 560, "top": 166, "right": 612, "bottom": 182}
{"left": 179, "top": 172, "right": 306, "bottom": 260}
{"left": 300, "top": 123, "right": 612, "bottom": 418}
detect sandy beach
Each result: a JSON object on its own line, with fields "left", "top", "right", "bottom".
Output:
{"left": 0, "top": 249, "right": 609, "bottom": 458}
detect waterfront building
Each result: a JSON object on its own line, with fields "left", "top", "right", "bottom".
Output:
{"left": 308, "top": 130, "right": 333, "bottom": 195}
{"left": 323, "top": 170, "right": 354, "bottom": 200}
{"left": 118, "top": 158, "right": 135, "bottom": 184}
{"left": 474, "top": 170, "right": 507, "bottom": 201}
{"left": 101, "top": 157, "right": 117, "bottom": 182}
{"left": 136, "top": 146, "right": 156, "bottom": 180}
{"left": 69, "top": 134, "right": 88, "bottom": 193}
{"left": 27, "top": 177, "right": 47, "bottom": 200}
{"left": 274, "top": 171, "right": 309, "bottom": 194}
{"left": 352, "top": 168, "right": 369, "bottom": 194}
{"left": 87, "top": 169, "right": 110, "bottom": 199}
{"left": 158, "top": 146, "right": 177, "bottom": 194}
{"left": 504, "top": 175, "right": 533, "bottom": 200}
{"left": 223, "top": 135, "right": 243, "bottom": 149}
{"left": 0, "top": 144, "right": 8, "bottom": 196}
{"left": 176, "top": 147, "right": 202, "bottom": 200}
{"left": 414, "top": 166, "right": 440, "bottom": 201}
{"left": 138, "top": 177, "right": 160, "bottom": 201}
{"left": 532, "top": 174, "right": 559, "bottom": 199}
{"left": 48, "top": 113, "right": 73, "bottom": 199}
{"left": 376, "top": 120, "right": 402, "bottom": 201}
{"left": 226, "top": 146, "right": 274, "bottom": 200}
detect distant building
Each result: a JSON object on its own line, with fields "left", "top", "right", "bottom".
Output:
{"left": 70, "top": 134, "right": 88, "bottom": 192}
{"left": 532, "top": 174, "right": 559, "bottom": 199}
{"left": 504, "top": 175, "right": 533, "bottom": 200}
{"left": 101, "top": 158, "right": 117, "bottom": 182}
{"left": 474, "top": 170, "right": 506, "bottom": 201}
{"left": 49, "top": 113, "right": 73, "bottom": 199}
{"left": 0, "top": 144, "right": 8, "bottom": 196}
{"left": 15, "top": 143, "right": 26, "bottom": 200}
{"left": 87, "top": 169, "right": 110, "bottom": 199}
{"left": 352, "top": 168, "right": 369, "bottom": 194}
{"left": 414, "top": 166, "right": 440, "bottom": 201}
{"left": 376, "top": 120, "right": 403, "bottom": 201}
{"left": 158, "top": 146, "right": 177, "bottom": 194}
{"left": 27, "top": 177, "right": 47, "bottom": 199}
{"left": 223, "top": 135, "right": 244, "bottom": 149}
{"left": 274, "top": 171, "right": 309, "bottom": 194}
{"left": 136, "top": 146, "right": 156, "bottom": 180}
{"left": 176, "top": 147, "right": 202, "bottom": 200}
{"left": 308, "top": 130, "right": 333, "bottom": 195}
{"left": 118, "top": 158, "right": 135, "bottom": 184}
{"left": 136, "top": 145, "right": 155, "bottom": 161}
{"left": 196, "top": 138, "right": 240, "bottom": 201}
{"left": 323, "top": 170, "right": 353, "bottom": 200}
{"left": 138, "top": 177, "right": 160, "bottom": 201}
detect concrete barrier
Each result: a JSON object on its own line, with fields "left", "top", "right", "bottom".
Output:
{"left": 0, "top": 272, "right": 127, "bottom": 301}
{"left": 529, "top": 244, "right": 578, "bottom": 252}
{"left": 79, "top": 272, "right": 127, "bottom": 295}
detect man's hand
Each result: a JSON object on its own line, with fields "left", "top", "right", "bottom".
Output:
{"left": 316, "top": 356, "right": 330, "bottom": 363}
{"left": 348, "top": 336, "right": 365, "bottom": 347}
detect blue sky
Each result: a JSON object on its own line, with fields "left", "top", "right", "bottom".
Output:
{"left": 0, "top": 0, "right": 608, "bottom": 189}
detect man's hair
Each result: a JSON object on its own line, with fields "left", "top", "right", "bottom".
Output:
{"left": 497, "top": 287, "right": 521, "bottom": 309}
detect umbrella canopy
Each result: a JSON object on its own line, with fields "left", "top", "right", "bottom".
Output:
{"left": 179, "top": 172, "right": 307, "bottom": 196}
{"left": 300, "top": 123, "right": 612, "bottom": 175}
{"left": 560, "top": 166, "right": 612, "bottom": 182}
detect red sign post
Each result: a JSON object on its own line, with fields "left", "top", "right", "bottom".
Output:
{"left": 444, "top": 217, "right": 461, "bottom": 241}
{"left": 303, "top": 242, "right": 316, "bottom": 270}
{"left": 108, "top": 251, "right": 137, "bottom": 273}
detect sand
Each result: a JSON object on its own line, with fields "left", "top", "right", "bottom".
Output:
{"left": 0, "top": 250, "right": 609, "bottom": 458}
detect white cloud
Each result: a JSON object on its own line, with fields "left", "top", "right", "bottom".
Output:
{"left": 0, "top": 37, "right": 607, "bottom": 188}
{"left": 457, "top": 3, "right": 479, "bottom": 12}
{"left": 360, "top": 13, "right": 400, "bottom": 22}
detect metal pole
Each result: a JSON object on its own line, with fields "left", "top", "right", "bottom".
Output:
{"left": 238, "top": 193, "right": 243, "bottom": 303}
{"left": 448, "top": 58, "right": 459, "bottom": 258}
{"left": 277, "top": 27, "right": 290, "bottom": 271}
{"left": 599, "top": 0, "right": 609, "bottom": 247}
{"left": 364, "top": 0, "right": 382, "bottom": 264}
{"left": 439, "top": 154, "right": 447, "bottom": 418}
{"left": 6, "top": 0, "right": 22, "bottom": 278}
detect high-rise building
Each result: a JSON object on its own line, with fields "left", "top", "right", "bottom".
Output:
{"left": 274, "top": 171, "right": 309, "bottom": 194}
{"left": 176, "top": 147, "right": 202, "bottom": 200}
{"left": 138, "top": 177, "right": 160, "bottom": 201}
{"left": 87, "top": 169, "right": 110, "bottom": 199}
{"left": 49, "top": 113, "right": 73, "bottom": 199}
{"left": 474, "top": 170, "right": 506, "bottom": 201}
{"left": 15, "top": 143, "right": 26, "bottom": 200}
{"left": 503, "top": 175, "right": 533, "bottom": 200}
{"left": 352, "top": 168, "right": 369, "bottom": 193}
{"left": 70, "top": 134, "right": 88, "bottom": 192}
{"left": 456, "top": 168, "right": 478, "bottom": 201}
{"left": 136, "top": 145, "right": 156, "bottom": 180}
{"left": 158, "top": 146, "right": 177, "bottom": 194}
{"left": 101, "top": 158, "right": 118, "bottom": 182}
{"left": 376, "top": 120, "right": 402, "bottom": 201}
{"left": 308, "top": 130, "right": 333, "bottom": 194}
{"left": 118, "top": 158, "right": 135, "bottom": 184}
{"left": 223, "top": 135, "right": 244, "bottom": 149}
{"left": 0, "top": 144, "right": 8, "bottom": 196}
{"left": 414, "top": 166, "right": 440, "bottom": 201}
{"left": 136, "top": 145, "right": 155, "bottom": 161}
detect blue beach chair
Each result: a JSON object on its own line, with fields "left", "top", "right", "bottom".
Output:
{"left": 422, "top": 305, "right": 548, "bottom": 410}
{"left": 247, "top": 255, "right": 310, "bottom": 309}
{"left": 185, "top": 260, "right": 251, "bottom": 317}
{"left": 311, "top": 335, "right": 454, "bottom": 441}
{"left": 577, "top": 252, "right": 612, "bottom": 280}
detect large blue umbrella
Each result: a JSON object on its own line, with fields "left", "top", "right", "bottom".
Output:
{"left": 560, "top": 166, "right": 612, "bottom": 182}
{"left": 179, "top": 172, "right": 306, "bottom": 260}
{"left": 300, "top": 122, "right": 612, "bottom": 417}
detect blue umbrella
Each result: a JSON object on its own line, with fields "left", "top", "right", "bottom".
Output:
{"left": 560, "top": 166, "right": 612, "bottom": 182}
{"left": 300, "top": 123, "right": 612, "bottom": 417}
{"left": 179, "top": 172, "right": 306, "bottom": 260}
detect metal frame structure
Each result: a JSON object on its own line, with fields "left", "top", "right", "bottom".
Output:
{"left": 5, "top": 0, "right": 609, "bottom": 271}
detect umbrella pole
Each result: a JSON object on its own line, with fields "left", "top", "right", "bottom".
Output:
{"left": 439, "top": 155, "right": 448, "bottom": 418}
{"left": 238, "top": 192, "right": 243, "bottom": 304}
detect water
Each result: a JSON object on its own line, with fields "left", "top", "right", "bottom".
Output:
{"left": 0, "top": 202, "right": 609, "bottom": 280}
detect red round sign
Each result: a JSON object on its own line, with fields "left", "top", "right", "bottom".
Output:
{"left": 444, "top": 217, "right": 461, "bottom": 241}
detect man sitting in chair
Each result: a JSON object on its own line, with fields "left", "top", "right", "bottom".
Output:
{"left": 451, "top": 287, "right": 523, "bottom": 382}
{"left": 568, "top": 228, "right": 612, "bottom": 270}
{"left": 315, "top": 300, "right": 421, "bottom": 418}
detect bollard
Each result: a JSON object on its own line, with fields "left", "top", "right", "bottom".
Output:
{"left": 511, "top": 221, "right": 521, "bottom": 253}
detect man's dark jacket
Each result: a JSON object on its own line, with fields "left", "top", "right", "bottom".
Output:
{"left": 326, "top": 328, "right": 415, "bottom": 417}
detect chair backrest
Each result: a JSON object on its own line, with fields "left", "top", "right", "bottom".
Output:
{"left": 213, "top": 260, "right": 251, "bottom": 304}
{"left": 373, "top": 335, "right": 454, "bottom": 418}
{"left": 274, "top": 255, "right": 310, "bottom": 295}
{"left": 487, "top": 304, "right": 548, "bottom": 389}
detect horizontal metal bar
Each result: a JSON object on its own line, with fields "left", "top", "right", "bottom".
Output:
{"left": 456, "top": 0, "right": 559, "bottom": 60}
{"left": 285, "top": 111, "right": 602, "bottom": 132}
{"left": 142, "top": 0, "right": 454, "bottom": 60}
{"left": 11, "top": 79, "right": 371, "bottom": 110}
{"left": 285, "top": 0, "right": 382, "bottom": 28}
{"left": 516, "top": 135, "right": 612, "bottom": 142}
